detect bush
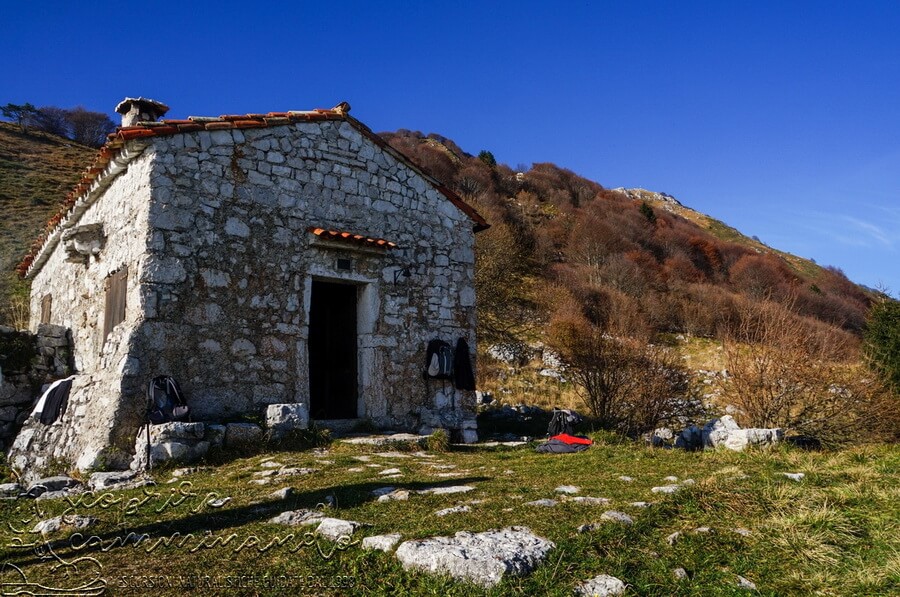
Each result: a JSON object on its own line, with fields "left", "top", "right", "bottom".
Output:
{"left": 426, "top": 428, "right": 450, "bottom": 452}
{"left": 547, "top": 315, "right": 697, "bottom": 436}
{"left": 719, "top": 298, "right": 897, "bottom": 446}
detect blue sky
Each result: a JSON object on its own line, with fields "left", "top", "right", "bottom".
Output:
{"left": 4, "top": 1, "right": 899, "bottom": 294}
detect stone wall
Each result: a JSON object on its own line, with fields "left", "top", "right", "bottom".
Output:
{"left": 0, "top": 324, "right": 73, "bottom": 451}
{"left": 135, "top": 120, "right": 477, "bottom": 430}
{"left": 11, "top": 150, "right": 154, "bottom": 476}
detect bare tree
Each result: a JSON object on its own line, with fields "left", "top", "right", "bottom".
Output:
{"left": 548, "top": 315, "right": 695, "bottom": 435}
{"left": 68, "top": 106, "right": 116, "bottom": 147}
{"left": 32, "top": 106, "right": 73, "bottom": 137}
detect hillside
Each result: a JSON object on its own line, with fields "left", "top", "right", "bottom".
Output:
{"left": 380, "top": 131, "right": 873, "bottom": 346}
{"left": 0, "top": 121, "right": 95, "bottom": 321}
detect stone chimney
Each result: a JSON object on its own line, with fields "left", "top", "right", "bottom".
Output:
{"left": 114, "top": 97, "right": 170, "bottom": 127}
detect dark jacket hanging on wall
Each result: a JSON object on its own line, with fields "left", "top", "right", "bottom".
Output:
{"left": 39, "top": 377, "right": 74, "bottom": 425}
{"left": 453, "top": 338, "right": 476, "bottom": 391}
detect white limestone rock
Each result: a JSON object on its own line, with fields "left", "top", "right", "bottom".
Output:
{"left": 32, "top": 515, "right": 96, "bottom": 534}
{"left": 265, "top": 403, "right": 309, "bottom": 439}
{"left": 395, "top": 527, "right": 555, "bottom": 588}
{"left": 702, "top": 415, "right": 783, "bottom": 451}
{"left": 268, "top": 509, "right": 325, "bottom": 526}
{"left": 315, "top": 517, "right": 364, "bottom": 541}
{"left": 362, "top": 533, "right": 402, "bottom": 552}
{"left": 575, "top": 574, "right": 626, "bottom": 596}
{"left": 651, "top": 485, "right": 680, "bottom": 494}
{"left": 435, "top": 505, "right": 470, "bottom": 516}
{"left": 600, "top": 511, "right": 634, "bottom": 525}
{"left": 555, "top": 485, "right": 579, "bottom": 494}
{"left": 525, "top": 499, "right": 558, "bottom": 507}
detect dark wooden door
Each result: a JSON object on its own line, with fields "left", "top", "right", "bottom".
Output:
{"left": 309, "top": 281, "right": 358, "bottom": 419}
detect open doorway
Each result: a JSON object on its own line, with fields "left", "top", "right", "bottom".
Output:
{"left": 309, "top": 280, "right": 358, "bottom": 419}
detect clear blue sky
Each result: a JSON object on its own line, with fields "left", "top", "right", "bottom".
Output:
{"left": 4, "top": 1, "right": 899, "bottom": 294}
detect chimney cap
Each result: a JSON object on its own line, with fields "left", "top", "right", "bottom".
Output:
{"left": 114, "top": 97, "right": 170, "bottom": 116}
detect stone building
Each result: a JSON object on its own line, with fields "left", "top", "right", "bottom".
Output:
{"left": 10, "top": 98, "right": 487, "bottom": 476}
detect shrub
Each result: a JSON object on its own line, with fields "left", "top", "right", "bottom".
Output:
{"left": 864, "top": 299, "right": 900, "bottom": 394}
{"left": 719, "top": 298, "right": 896, "bottom": 446}
{"left": 547, "top": 315, "right": 696, "bottom": 436}
{"left": 426, "top": 428, "right": 450, "bottom": 452}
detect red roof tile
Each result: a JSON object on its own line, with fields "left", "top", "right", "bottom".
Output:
{"left": 308, "top": 227, "right": 397, "bottom": 249}
{"left": 18, "top": 103, "right": 488, "bottom": 278}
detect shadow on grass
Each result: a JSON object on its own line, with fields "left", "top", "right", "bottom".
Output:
{"left": 2, "top": 476, "right": 490, "bottom": 567}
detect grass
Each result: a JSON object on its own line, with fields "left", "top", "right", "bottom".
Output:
{"left": 1, "top": 438, "right": 897, "bottom": 596}
{"left": 0, "top": 121, "right": 95, "bottom": 323}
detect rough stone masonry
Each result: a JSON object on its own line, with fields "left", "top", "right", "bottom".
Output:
{"left": 9, "top": 99, "right": 486, "bottom": 480}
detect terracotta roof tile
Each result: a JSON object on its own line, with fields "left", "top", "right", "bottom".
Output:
{"left": 308, "top": 227, "right": 397, "bottom": 249}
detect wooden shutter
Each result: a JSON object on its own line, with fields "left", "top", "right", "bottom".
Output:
{"left": 103, "top": 266, "right": 128, "bottom": 342}
{"left": 40, "top": 294, "right": 52, "bottom": 324}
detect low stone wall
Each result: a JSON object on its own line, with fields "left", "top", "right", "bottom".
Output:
{"left": 0, "top": 324, "right": 73, "bottom": 451}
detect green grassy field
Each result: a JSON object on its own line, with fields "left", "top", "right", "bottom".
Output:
{"left": 2, "top": 436, "right": 897, "bottom": 596}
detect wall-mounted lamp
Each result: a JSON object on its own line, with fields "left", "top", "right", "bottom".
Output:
{"left": 393, "top": 266, "right": 412, "bottom": 284}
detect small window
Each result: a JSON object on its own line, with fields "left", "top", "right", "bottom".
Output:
{"left": 40, "top": 294, "right": 52, "bottom": 324}
{"left": 103, "top": 266, "right": 128, "bottom": 342}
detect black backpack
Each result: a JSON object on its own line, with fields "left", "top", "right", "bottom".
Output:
{"left": 547, "top": 409, "right": 581, "bottom": 436}
{"left": 424, "top": 339, "right": 454, "bottom": 380}
{"left": 147, "top": 376, "right": 190, "bottom": 424}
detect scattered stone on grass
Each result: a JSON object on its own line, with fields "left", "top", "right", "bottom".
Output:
{"left": 781, "top": 472, "right": 805, "bottom": 482}
{"left": 629, "top": 502, "right": 652, "bottom": 508}
{"left": 352, "top": 455, "right": 372, "bottom": 462}
{"left": 663, "top": 475, "right": 679, "bottom": 482}
{"left": 279, "top": 467, "right": 318, "bottom": 476}
{"left": 524, "top": 499, "right": 558, "bottom": 507}
{"left": 377, "top": 490, "right": 410, "bottom": 502}
{"left": 268, "top": 509, "right": 325, "bottom": 526}
{"left": 395, "top": 526, "right": 555, "bottom": 588}
{"left": 673, "top": 567, "right": 689, "bottom": 580}
{"left": 26, "top": 476, "right": 80, "bottom": 498}
{"left": 692, "top": 527, "right": 713, "bottom": 534}
{"left": 618, "top": 476, "right": 634, "bottom": 482}
{"left": 379, "top": 468, "right": 402, "bottom": 476}
{"left": 435, "top": 505, "right": 471, "bottom": 516}
{"left": 347, "top": 467, "right": 364, "bottom": 473}
{"left": 665, "top": 531, "right": 681, "bottom": 546}
{"left": 575, "top": 574, "right": 626, "bottom": 596}
{"left": 207, "top": 497, "right": 231, "bottom": 508}
{"left": 600, "top": 511, "right": 634, "bottom": 525}
{"left": 362, "top": 533, "right": 402, "bottom": 552}
{"left": 430, "top": 464, "right": 456, "bottom": 470}
{"left": 268, "top": 487, "right": 295, "bottom": 500}
{"left": 260, "top": 461, "right": 284, "bottom": 469}
{"left": 87, "top": 470, "right": 148, "bottom": 491}
{"left": 736, "top": 575, "right": 757, "bottom": 590}
{"left": 249, "top": 479, "right": 271, "bottom": 486}
{"left": 733, "top": 528, "right": 752, "bottom": 537}
{"left": 555, "top": 485, "right": 579, "bottom": 494}
{"left": 652, "top": 485, "right": 680, "bottom": 494}
{"left": 32, "top": 515, "right": 96, "bottom": 534}
{"left": 315, "top": 518, "right": 365, "bottom": 541}
{"left": 681, "top": 479, "right": 696, "bottom": 486}
{"left": 569, "top": 496, "right": 610, "bottom": 505}
{"left": 418, "top": 485, "right": 475, "bottom": 495}
{"left": 0, "top": 483, "right": 22, "bottom": 498}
